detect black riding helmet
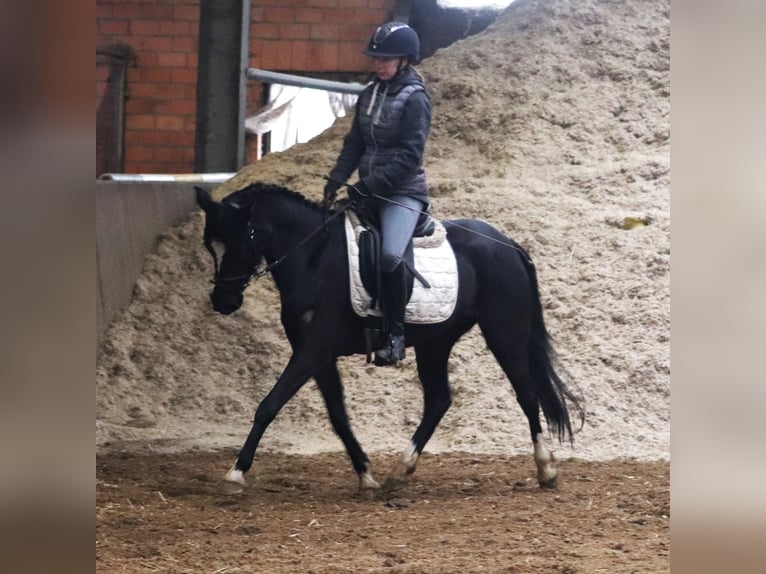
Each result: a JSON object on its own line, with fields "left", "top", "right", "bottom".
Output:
{"left": 362, "top": 22, "right": 420, "bottom": 62}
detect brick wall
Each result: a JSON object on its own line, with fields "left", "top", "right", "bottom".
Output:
{"left": 96, "top": 0, "right": 396, "bottom": 175}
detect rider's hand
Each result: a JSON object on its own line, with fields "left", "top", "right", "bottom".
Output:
{"left": 322, "top": 179, "right": 341, "bottom": 208}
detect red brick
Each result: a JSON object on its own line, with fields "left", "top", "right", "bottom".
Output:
{"left": 295, "top": 8, "right": 322, "bottom": 23}
{"left": 353, "top": 10, "right": 387, "bottom": 25}
{"left": 279, "top": 23, "right": 310, "bottom": 40}
{"left": 253, "top": 25, "right": 279, "bottom": 40}
{"left": 161, "top": 130, "right": 196, "bottom": 147}
{"left": 173, "top": 5, "right": 198, "bottom": 21}
{"left": 183, "top": 117, "right": 198, "bottom": 131}
{"left": 338, "top": 43, "right": 368, "bottom": 71}
{"left": 125, "top": 98, "right": 158, "bottom": 115}
{"left": 128, "top": 51, "right": 157, "bottom": 69}
{"left": 124, "top": 147, "right": 155, "bottom": 163}
{"left": 346, "top": 23, "right": 376, "bottom": 43}
{"left": 127, "top": 83, "right": 156, "bottom": 99}
{"left": 99, "top": 20, "right": 129, "bottom": 35}
{"left": 360, "top": 0, "right": 395, "bottom": 10}
{"left": 308, "top": 0, "right": 338, "bottom": 8}
{"left": 263, "top": 7, "right": 294, "bottom": 23}
{"left": 158, "top": 21, "right": 194, "bottom": 37}
{"left": 156, "top": 116, "right": 186, "bottom": 130}
{"left": 157, "top": 52, "right": 187, "bottom": 67}
{"left": 171, "top": 68, "right": 197, "bottom": 85}
{"left": 129, "top": 130, "right": 174, "bottom": 146}
{"left": 291, "top": 41, "right": 314, "bottom": 71}
{"left": 138, "top": 35, "right": 174, "bottom": 52}
{"left": 130, "top": 82, "right": 187, "bottom": 100}
{"left": 132, "top": 115, "right": 157, "bottom": 132}
{"left": 310, "top": 23, "right": 338, "bottom": 41}
{"left": 317, "top": 42, "right": 339, "bottom": 72}
{"left": 123, "top": 130, "right": 142, "bottom": 147}
{"left": 137, "top": 67, "right": 172, "bottom": 83}
{"left": 114, "top": 4, "right": 172, "bottom": 20}
{"left": 130, "top": 20, "right": 162, "bottom": 36}
{"left": 154, "top": 146, "right": 193, "bottom": 164}
{"left": 127, "top": 161, "right": 154, "bottom": 173}
{"left": 255, "top": 40, "right": 288, "bottom": 69}
{"left": 172, "top": 36, "right": 196, "bottom": 53}
{"left": 154, "top": 100, "right": 196, "bottom": 116}
{"left": 320, "top": 8, "right": 347, "bottom": 23}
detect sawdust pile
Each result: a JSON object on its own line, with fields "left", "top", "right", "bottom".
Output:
{"left": 97, "top": 0, "right": 670, "bottom": 462}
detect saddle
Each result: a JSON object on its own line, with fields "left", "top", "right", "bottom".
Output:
{"left": 344, "top": 209, "right": 459, "bottom": 361}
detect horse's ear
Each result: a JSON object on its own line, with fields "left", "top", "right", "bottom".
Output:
{"left": 195, "top": 186, "right": 216, "bottom": 214}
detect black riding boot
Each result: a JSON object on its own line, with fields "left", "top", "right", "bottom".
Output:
{"left": 374, "top": 264, "right": 407, "bottom": 366}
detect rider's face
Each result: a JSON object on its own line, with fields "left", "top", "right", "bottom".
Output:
{"left": 372, "top": 56, "right": 404, "bottom": 81}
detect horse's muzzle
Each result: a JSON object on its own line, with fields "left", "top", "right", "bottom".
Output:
{"left": 210, "top": 290, "right": 243, "bottom": 315}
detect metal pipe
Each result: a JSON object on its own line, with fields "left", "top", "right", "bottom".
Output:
{"left": 246, "top": 68, "right": 366, "bottom": 95}
{"left": 98, "top": 173, "right": 235, "bottom": 183}
{"left": 236, "top": 0, "right": 250, "bottom": 169}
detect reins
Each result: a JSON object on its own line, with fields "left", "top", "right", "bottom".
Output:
{"left": 253, "top": 202, "right": 351, "bottom": 278}
{"left": 208, "top": 199, "right": 352, "bottom": 289}
{"left": 325, "top": 177, "right": 534, "bottom": 263}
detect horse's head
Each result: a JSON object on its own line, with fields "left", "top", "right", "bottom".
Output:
{"left": 195, "top": 186, "right": 262, "bottom": 315}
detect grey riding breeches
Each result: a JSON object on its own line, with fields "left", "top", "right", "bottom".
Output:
{"left": 378, "top": 194, "right": 427, "bottom": 273}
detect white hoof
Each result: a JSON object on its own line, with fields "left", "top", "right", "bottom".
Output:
{"left": 533, "top": 434, "right": 558, "bottom": 488}
{"left": 359, "top": 471, "right": 381, "bottom": 491}
{"left": 225, "top": 465, "right": 246, "bottom": 484}
{"left": 222, "top": 465, "right": 246, "bottom": 495}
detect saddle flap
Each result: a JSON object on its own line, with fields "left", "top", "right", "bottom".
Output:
{"left": 358, "top": 227, "right": 380, "bottom": 299}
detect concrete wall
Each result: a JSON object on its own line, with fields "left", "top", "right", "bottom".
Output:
{"left": 96, "top": 181, "right": 212, "bottom": 346}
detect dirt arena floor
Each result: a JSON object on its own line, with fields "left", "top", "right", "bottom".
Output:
{"left": 96, "top": 450, "right": 669, "bottom": 573}
{"left": 97, "top": 0, "right": 670, "bottom": 571}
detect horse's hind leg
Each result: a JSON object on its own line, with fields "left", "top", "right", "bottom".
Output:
{"left": 314, "top": 363, "right": 380, "bottom": 492}
{"left": 480, "top": 324, "right": 558, "bottom": 489}
{"left": 384, "top": 341, "right": 453, "bottom": 491}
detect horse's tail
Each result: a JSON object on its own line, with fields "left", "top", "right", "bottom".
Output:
{"left": 518, "top": 246, "right": 585, "bottom": 444}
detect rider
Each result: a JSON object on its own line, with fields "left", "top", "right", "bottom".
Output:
{"left": 323, "top": 21, "right": 432, "bottom": 367}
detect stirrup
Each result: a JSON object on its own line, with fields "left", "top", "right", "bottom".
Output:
{"left": 374, "top": 334, "right": 405, "bottom": 366}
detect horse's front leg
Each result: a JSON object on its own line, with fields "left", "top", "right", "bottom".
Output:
{"left": 314, "top": 363, "right": 380, "bottom": 493}
{"left": 223, "top": 354, "right": 313, "bottom": 494}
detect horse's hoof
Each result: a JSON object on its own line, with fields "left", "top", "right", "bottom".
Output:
{"left": 359, "top": 472, "right": 381, "bottom": 491}
{"left": 222, "top": 466, "right": 246, "bottom": 495}
{"left": 221, "top": 480, "right": 244, "bottom": 495}
{"left": 538, "top": 475, "right": 558, "bottom": 490}
{"left": 382, "top": 476, "right": 408, "bottom": 492}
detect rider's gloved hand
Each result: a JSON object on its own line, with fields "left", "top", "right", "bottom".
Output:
{"left": 322, "top": 179, "right": 341, "bottom": 208}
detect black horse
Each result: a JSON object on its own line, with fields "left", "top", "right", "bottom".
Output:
{"left": 194, "top": 182, "right": 583, "bottom": 493}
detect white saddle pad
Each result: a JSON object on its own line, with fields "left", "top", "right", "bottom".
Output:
{"left": 344, "top": 214, "right": 458, "bottom": 324}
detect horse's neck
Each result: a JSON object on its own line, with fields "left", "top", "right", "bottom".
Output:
{"left": 254, "top": 195, "right": 326, "bottom": 265}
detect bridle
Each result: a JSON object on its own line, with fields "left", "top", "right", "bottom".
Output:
{"left": 203, "top": 202, "right": 351, "bottom": 293}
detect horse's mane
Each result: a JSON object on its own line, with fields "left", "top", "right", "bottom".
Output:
{"left": 222, "top": 182, "right": 329, "bottom": 215}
